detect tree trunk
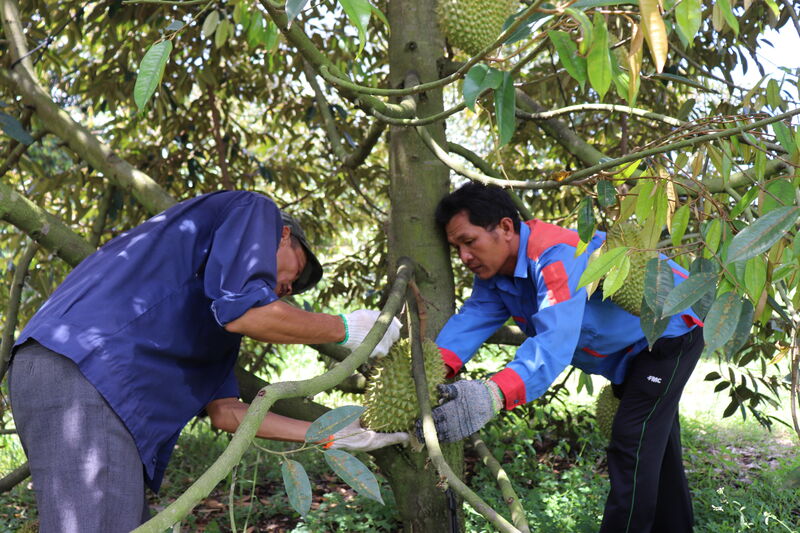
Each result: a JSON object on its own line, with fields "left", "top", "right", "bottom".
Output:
{"left": 373, "top": 1, "right": 465, "bottom": 531}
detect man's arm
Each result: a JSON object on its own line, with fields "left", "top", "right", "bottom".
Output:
{"left": 206, "top": 397, "right": 311, "bottom": 441}
{"left": 224, "top": 300, "right": 345, "bottom": 344}
{"left": 206, "top": 397, "right": 409, "bottom": 451}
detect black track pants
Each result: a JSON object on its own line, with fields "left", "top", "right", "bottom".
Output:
{"left": 599, "top": 327, "right": 704, "bottom": 533}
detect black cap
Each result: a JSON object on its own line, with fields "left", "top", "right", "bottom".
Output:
{"left": 280, "top": 212, "right": 323, "bottom": 294}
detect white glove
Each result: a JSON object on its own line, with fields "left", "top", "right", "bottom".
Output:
{"left": 327, "top": 420, "right": 409, "bottom": 452}
{"left": 339, "top": 310, "right": 401, "bottom": 359}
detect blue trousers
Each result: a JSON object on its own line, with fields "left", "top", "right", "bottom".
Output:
{"left": 600, "top": 328, "right": 704, "bottom": 533}
{"left": 9, "top": 341, "right": 150, "bottom": 533}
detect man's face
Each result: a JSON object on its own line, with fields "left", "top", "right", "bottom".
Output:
{"left": 275, "top": 227, "right": 307, "bottom": 297}
{"left": 445, "top": 211, "right": 518, "bottom": 280}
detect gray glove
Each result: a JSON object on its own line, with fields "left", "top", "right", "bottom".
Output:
{"left": 327, "top": 420, "right": 409, "bottom": 452}
{"left": 415, "top": 380, "right": 503, "bottom": 443}
{"left": 339, "top": 310, "right": 401, "bottom": 359}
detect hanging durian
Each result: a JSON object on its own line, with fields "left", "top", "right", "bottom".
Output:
{"left": 595, "top": 385, "right": 620, "bottom": 439}
{"left": 436, "top": 0, "right": 518, "bottom": 56}
{"left": 361, "top": 338, "right": 446, "bottom": 433}
{"left": 604, "top": 221, "right": 657, "bottom": 316}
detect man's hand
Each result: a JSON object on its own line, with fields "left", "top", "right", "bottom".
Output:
{"left": 415, "top": 380, "right": 503, "bottom": 443}
{"left": 340, "top": 310, "right": 401, "bottom": 359}
{"left": 327, "top": 420, "right": 409, "bottom": 452}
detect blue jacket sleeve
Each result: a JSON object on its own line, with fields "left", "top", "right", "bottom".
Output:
{"left": 435, "top": 278, "right": 510, "bottom": 376}
{"left": 490, "top": 244, "right": 587, "bottom": 409}
{"left": 205, "top": 195, "right": 282, "bottom": 326}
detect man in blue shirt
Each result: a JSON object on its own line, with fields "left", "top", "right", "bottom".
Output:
{"left": 8, "top": 190, "right": 406, "bottom": 532}
{"left": 422, "top": 183, "right": 704, "bottom": 533}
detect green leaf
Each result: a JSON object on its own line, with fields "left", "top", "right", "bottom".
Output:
{"left": 721, "top": 299, "right": 753, "bottom": 360}
{"left": 729, "top": 185, "right": 760, "bottom": 219}
{"left": 463, "top": 64, "right": 503, "bottom": 111}
{"left": 324, "top": 450, "right": 383, "bottom": 503}
{"left": 495, "top": 72, "right": 516, "bottom": 146}
{"left": 643, "top": 257, "right": 674, "bottom": 313}
{"left": 717, "top": 0, "right": 739, "bottom": 35}
{"left": 134, "top": 40, "right": 173, "bottom": 112}
{"left": 564, "top": 8, "right": 594, "bottom": 55}
{"left": 689, "top": 258, "right": 717, "bottom": 320}
{"left": 0, "top": 111, "right": 34, "bottom": 145}
{"left": 577, "top": 197, "right": 596, "bottom": 243}
{"left": 577, "top": 246, "right": 628, "bottom": 289}
{"left": 725, "top": 206, "right": 799, "bottom": 264}
{"left": 670, "top": 204, "right": 690, "bottom": 247}
{"left": 743, "top": 256, "right": 766, "bottom": 301}
{"left": 586, "top": 13, "right": 611, "bottom": 100}
{"left": 548, "top": 30, "right": 587, "bottom": 89}
{"left": 202, "top": 11, "right": 220, "bottom": 38}
{"left": 634, "top": 179, "right": 655, "bottom": 222}
{"left": 601, "top": 254, "right": 630, "bottom": 299}
{"left": 772, "top": 121, "right": 795, "bottom": 154}
{"left": 640, "top": 295, "right": 670, "bottom": 348}
{"left": 306, "top": 405, "right": 364, "bottom": 443}
{"left": 247, "top": 12, "right": 266, "bottom": 48}
{"left": 340, "top": 0, "right": 372, "bottom": 57}
{"left": 661, "top": 272, "right": 716, "bottom": 317}
{"left": 286, "top": 0, "right": 311, "bottom": 25}
{"left": 282, "top": 460, "right": 312, "bottom": 516}
{"left": 596, "top": 180, "right": 617, "bottom": 208}
{"left": 703, "top": 218, "right": 722, "bottom": 256}
{"left": 214, "top": 18, "right": 230, "bottom": 48}
{"left": 674, "top": 0, "right": 701, "bottom": 45}
{"left": 703, "top": 292, "right": 743, "bottom": 355}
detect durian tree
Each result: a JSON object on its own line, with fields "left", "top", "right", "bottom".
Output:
{"left": 1, "top": 0, "right": 799, "bottom": 530}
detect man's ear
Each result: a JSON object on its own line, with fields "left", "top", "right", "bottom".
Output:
{"left": 280, "top": 225, "right": 291, "bottom": 242}
{"left": 498, "top": 217, "right": 515, "bottom": 238}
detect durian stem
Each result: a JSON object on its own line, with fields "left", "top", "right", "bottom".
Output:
{"left": 469, "top": 434, "right": 531, "bottom": 533}
{"left": 407, "top": 284, "right": 522, "bottom": 533}
{"left": 133, "top": 258, "right": 414, "bottom": 533}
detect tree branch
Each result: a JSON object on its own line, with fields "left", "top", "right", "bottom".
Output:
{"left": 0, "top": 129, "right": 46, "bottom": 179}
{"left": 259, "top": 0, "right": 413, "bottom": 119}
{"left": 133, "top": 258, "right": 414, "bottom": 533}
{"left": 408, "top": 281, "right": 521, "bottom": 533}
{"left": 342, "top": 120, "right": 386, "bottom": 169}
{"left": 0, "top": 182, "right": 95, "bottom": 265}
{"left": 517, "top": 103, "right": 684, "bottom": 127}
{"left": 0, "top": 462, "right": 30, "bottom": 494}
{"left": 314, "top": 0, "right": 546, "bottom": 98}
{"left": 469, "top": 433, "right": 531, "bottom": 533}
{"left": 0, "top": 240, "right": 37, "bottom": 381}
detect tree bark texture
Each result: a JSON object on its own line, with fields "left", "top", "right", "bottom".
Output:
{"left": 379, "top": 1, "right": 465, "bottom": 531}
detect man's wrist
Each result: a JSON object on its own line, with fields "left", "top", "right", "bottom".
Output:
{"left": 336, "top": 314, "right": 349, "bottom": 345}
{"left": 484, "top": 380, "right": 504, "bottom": 413}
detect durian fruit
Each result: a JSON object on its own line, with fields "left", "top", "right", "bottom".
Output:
{"left": 436, "top": 0, "right": 518, "bottom": 56}
{"left": 604, "top": 221, "right": 657, "bottom": 316}
{"left": 595, "top": 385, "right": 620, "bottom": 439}
{"left": 361, "top": 338, "right": 446, "bottom": 433}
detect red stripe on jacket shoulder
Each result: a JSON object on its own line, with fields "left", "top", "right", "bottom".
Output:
{"left": 439, "top": 347, "right": 462, "bottom": 378}
{"left": 541, "top": 261, "right": 571, "bottom": 305}
{"left": 526, "top": 219, "right": 580, "bottom": 260}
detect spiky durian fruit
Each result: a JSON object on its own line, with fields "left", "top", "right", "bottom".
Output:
{"left": 361, "top": 338, "right": 446, "bottom": 433}
{"left": 436, "top": 0, "right": 518, "bottom": 56}
{"left": 595, "top": 385, "right": 620, "bottom": 439}
{"left": 604, "top": 221, "right": 656, "bottom": 316}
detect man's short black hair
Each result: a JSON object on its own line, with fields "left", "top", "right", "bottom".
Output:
{"left": 435, "top": 182, "right": 521, "bottom": 233}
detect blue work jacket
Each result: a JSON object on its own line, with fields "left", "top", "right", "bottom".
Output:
{"left": 436, "top": 219, "right": 702, "bottom": 410}
{"left": 15, "top": 191, "right": 283, "bottom": 490}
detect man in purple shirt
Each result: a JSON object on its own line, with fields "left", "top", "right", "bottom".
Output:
{"left": 421, "top": 183, "right": 704, "bottom": 533}
{"left": 9, "top": 190, "right": 405, "bottom": 532}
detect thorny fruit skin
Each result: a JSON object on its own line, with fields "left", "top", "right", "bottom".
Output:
{"left": 436, "top": 0, "right": 518, "bottom": 56}
{"left": 361, "top": 338, "right": 446, "bottom": 433}
{"left": 595, "top": 384, "right": 620, "bottom": 439}
{"left": 605, "top": 221, "right": 656, "bottom": 316}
